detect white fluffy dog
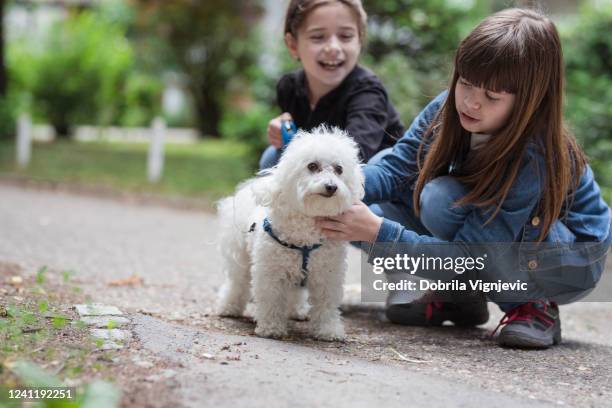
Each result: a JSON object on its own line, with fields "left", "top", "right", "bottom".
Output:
{"left": 216, "top": 126, "right": 364, "bottom": 341}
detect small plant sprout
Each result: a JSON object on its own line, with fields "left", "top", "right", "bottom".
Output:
{"left": 36, "top": 266, "right": 48, "bottom": 285}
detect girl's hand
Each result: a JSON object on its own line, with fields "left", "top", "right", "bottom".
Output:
{"left": 316, "top": 202, "right": 383, "bottom": 243}
{"left": 267, "top": 113, "right": 292, "bottom": 149}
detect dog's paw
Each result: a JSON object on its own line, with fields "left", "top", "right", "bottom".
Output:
{"left": 255, "top": 324, "right": 288, "bottom": 339}
{"left": 312, "top": 324, "right": 346, "bottom": 342}
{"left": 217, "top": 303, "right": 245, "bottom": 318}
{"left": 289, "top": 310, "right": 310, "bottom": 321}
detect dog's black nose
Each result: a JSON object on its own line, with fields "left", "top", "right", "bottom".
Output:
{"left": 324, "top": 184, "right": 337, "bottom": 195}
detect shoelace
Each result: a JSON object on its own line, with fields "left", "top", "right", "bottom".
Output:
{"left": 490, "top": 301, "right": 555, "bottom": 338}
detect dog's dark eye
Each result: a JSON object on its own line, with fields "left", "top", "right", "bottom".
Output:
{"left": 334, "top": 165, "right": 343, "bottom": 175}
{"left": 307, "top": 162, "right": 320, "bottom": 172}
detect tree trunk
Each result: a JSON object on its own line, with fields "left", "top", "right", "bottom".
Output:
{"left": 0, "top": 0, "right": 7, "bottom": 97}
{"left": 52, "top": 117, "right": 72, "bottom": 139}
{"left": 187, "top": 69, "right": 222, "bottom": 138}
{"left": 194, "top": 86, "right": 221, "bottom": 138}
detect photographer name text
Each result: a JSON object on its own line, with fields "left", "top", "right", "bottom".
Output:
{"left": 373, "top": 279, "right": 528, "bottom": 293}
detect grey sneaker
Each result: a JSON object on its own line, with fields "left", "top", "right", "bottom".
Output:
{"left": 493, "top": 301, "right": 561, "bottom": 348}
{"left": 385, "top": 290, "right": 489, "bottom": 327}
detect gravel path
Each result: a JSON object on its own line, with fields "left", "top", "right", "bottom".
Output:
{"left": 1, "top": 182, "right": 611, "bottom": 407}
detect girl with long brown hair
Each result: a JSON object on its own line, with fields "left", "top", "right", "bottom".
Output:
{"left": 317, "top": 8, "right": 612, "bottom": 348}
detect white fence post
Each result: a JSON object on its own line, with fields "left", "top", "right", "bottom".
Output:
{"left": 16, "top": 113, "right": 32, "bottom": 168}
{"left": 147, "top": 117, "right": 166, "bottom": 183}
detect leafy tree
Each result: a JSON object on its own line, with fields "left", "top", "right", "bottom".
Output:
{"left": 9, "top": 10, "right": 133, "bottom": 137}
{"left": 563, "top": 1, "right": 612, "bottom": 201}
{"left": 363, "top": 0, "right": 488, "bottom": 66}
{"left": 130, "top": 0, "right": 264, "bottom": 137}
{"left": 0, "top": 0, "right": 6, "bottom": 96}
{"left": 0, "top": 0, "right": 14, "bottom": 140}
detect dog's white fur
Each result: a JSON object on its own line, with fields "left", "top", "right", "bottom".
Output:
{"left": 216, "top": 126, "right": 364, "bottom": 340}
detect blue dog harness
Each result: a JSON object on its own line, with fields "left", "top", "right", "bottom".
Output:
{"left": 260, "top": 217, "right": 322, "bottom": 287}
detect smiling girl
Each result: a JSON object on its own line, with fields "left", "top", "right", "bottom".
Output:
{"left": 317, "top": 8, "right": 612, "bottom": 348}
{"left": 259, "top": 0, "right": 404, "bottom": 169}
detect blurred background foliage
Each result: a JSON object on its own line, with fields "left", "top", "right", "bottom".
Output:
{"left": 9, "top": 10, "right": 134, "bottom": 136}
{"left": 129, "top": 0, "right": 265, "bottom": 137}
{"left": 562, "top": 1, "right": 612, "bottom": 201}
{"left": 0, "top": 0, "right": 609, "bottom": 201}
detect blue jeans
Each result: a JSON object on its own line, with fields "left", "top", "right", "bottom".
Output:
{"left": 366, "top": 149, "right": 520, "bottom": 312}
{"left": 370, "top": 175, "right": 470, "bottom": 241}
{"left": 259, "top": 145, "right": 283, "bottom": 170}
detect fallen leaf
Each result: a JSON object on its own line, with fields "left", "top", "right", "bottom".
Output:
{"left": 108, "top": 275, "right": 143, "bottom": 287}
{"left": 8, "top": 276, "right": 23, "bottom": 286}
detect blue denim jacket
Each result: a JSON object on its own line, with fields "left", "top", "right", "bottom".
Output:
{"left": 363, "top": 91, "right": 612, "bottom": 301}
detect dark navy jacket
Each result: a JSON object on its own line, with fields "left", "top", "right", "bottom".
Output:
{"left": 277, "top": 65, "right": 404, "bottom": 161}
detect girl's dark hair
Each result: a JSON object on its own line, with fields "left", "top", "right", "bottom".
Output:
{"left": 284, "top": 0, "right": 367, "bottom": 40}
{"left": 413, "top": 8, "right": 587, "bottom": 242}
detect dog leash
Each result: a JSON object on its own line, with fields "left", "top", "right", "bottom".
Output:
{"left": 257, "top": 217, "right": 322, "bottom": 287}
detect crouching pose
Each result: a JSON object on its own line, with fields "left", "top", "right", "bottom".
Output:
{"left": 317, "top": 8, "right": 612, "bottom": 348}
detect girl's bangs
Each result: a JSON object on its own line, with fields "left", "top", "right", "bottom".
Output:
{"left": 456, "top": 41, "right": 524, "bottom": 94}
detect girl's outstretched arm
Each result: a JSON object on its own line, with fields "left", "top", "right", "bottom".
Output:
{"left": 319, "top": 147, "right": 545, "bottom": 268}
{"left": 363, "top": 91, "right": 448, "bottom": 204}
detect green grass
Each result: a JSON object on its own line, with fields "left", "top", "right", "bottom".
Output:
{"left": 0, "top": 268, "right": 121, "bottom": 407}
{"left": 0, "top": 139, "right": 254, "bottom": 200}
{"left": 1, "top": 139, "right": 609, "bottom": 206}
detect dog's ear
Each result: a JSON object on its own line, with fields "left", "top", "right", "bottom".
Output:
{"left": 250, "top": 171, "right": 281, "bottom": 207}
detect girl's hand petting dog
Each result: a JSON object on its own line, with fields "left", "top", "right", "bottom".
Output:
{"left": 317, "top": 201, "right": 383, "bottom": 243}
{"left": 267, "top": 112, "right": 293, "bottom": 148}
